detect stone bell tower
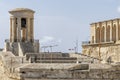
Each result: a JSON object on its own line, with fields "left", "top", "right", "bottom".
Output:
{"left": 9, "top": 8, "right": 34, "bottom": 42}
{"left": 4, "top": 8, "right": 39, "bottom": 56}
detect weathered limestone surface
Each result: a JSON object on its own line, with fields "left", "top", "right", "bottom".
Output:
{"left": 82, "top": 43, "right": 120, "bottom": 63}
{"left": 0, "top": 60, "right": 17, "bottom": 80}
{"left": 0, "top": 51, "right": 120, "bottom": 80}
{"left": 17, "top": 63, "right": 120, "bottom": 80}
{"left": 0, "top": 51, "right": 29, "bottom": 80}
{"left": 0, "top": 51, "right": 20, "bottom": 80}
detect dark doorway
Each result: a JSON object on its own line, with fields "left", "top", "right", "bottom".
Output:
{"left": 21, "top": 18, "right": 26, "bottom": 28}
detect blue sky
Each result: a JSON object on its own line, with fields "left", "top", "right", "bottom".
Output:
{"left": 0, "top": 0, "right": 120, "bottom": 52}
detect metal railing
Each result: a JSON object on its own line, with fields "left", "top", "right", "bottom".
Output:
{"left": 5, "top": 39, "right": 10, "bottom": 43}
{"left": 82, "top": 41, "right": 115, "bottom": 45}
{"left": 82, "top": 41, "right": 90, "bottom": 45}
{"left": 34, "top": 40, "right": 39, "bottom": 43}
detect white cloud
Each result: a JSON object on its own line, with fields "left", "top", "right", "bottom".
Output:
{"left": 57, "top": 40, "right": 62, "bottom": 43}
{"left": 40, "top": 36, "right": 54, "bottom": 43}
{"left": 40, "top": 36, "right": 62, "bottom": 45}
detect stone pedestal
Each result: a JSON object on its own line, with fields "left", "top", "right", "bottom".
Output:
{"left": 5, "top": 41, "right": 39, "bottom": 56}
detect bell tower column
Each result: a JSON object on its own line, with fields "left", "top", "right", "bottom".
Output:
{"left": 30, "top": 18, "right": 34, "bottom": 42}
{"left": 11, "top": 17, "right": 15, "bottom": 42}
{"left": 17, "top": 18, "right": 21, "bottom": 42}
{"left": 14, "top": 18, "right": 17, "bottom": 42}
{"left": 27, "top": 18, "right": 31, "bottom": 42}
{"left": 10, "top": 18, "right": 12, "bottom": 42}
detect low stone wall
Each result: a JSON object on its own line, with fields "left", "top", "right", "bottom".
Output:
{"left": 18, "top": 63, "right": 120, "bottom": 80}
{"left": 69, "top": 53, "right": 100, "bottom": 63}
{"left": 26, "top": 53, "right": 69, "bottom": 59}
{"left": 22, "top": 70, "right": 120, "bottom": 80}
{"left": 26, "top": 53, "right": 76, "bottom": 63}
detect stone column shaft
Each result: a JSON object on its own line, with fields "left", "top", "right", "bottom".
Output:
{"left": 22, "top": 28, "right": 26, "bottom": 41}
{"left": 30, "top": 18, "right": 34, "bottom": 41}
{"left": 94, "top": 23, "right": 97, "bottom": 43}
{"left": 11, "top": 18, "right": 15, "bottom": 42}
{"left": 119, "top": 20, "right": 120, "bottom": 40}
{"left": 110, "top": 21, "right": 113, "bottom": 41}
{"left": 17, "top": 18, "right": 21, "bottom": 42}
{"left": 104, "top": 22, "right": 107, "bottom": 42}
{"left": 116, "top": 20, "right": 119, "bottom": 41}
{"left": 10, "top": 18, "right": 12, "bottom": 42}
{"left": 27, "top": 18, "right": 31, "bottom": 42}
{"left": 99, "top": 22, "right": 101, "bottom": 43}
{"left": 14, "top": 18, "right": 17, "bottom": 41}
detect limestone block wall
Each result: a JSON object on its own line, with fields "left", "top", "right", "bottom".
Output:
{"left": 71, "top": 68, "right": 120, "bottom": 79}
{"left": 82, "top": 43, "right": 120, "bottom": 63}
{"left": 33, "top": 41, "right": 39, "bottom": 53}
{"left": 4, "top": 42, "right": 19, "bottom": 56}
{"left": 5, "top": 41, "right": 39, "bottom": 56}
{"left": 20, "top": 69, "right": 72, "bottom": 79}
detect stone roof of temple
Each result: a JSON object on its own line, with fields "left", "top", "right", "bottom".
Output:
{"left": 9, "top": 8, "right": 35, "bottom": 13}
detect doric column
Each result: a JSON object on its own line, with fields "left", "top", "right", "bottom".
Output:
{"left": 11, "top": 17, "right": 15, "bottom": 42}
{"left": 94, "top": 23, "right": 97, "bottom": 43}
{"left": 14, "top": 18, "right": 17, "bottom": 42}
{"left": 119, "top": 20, "right": 120, "bottom": 40}
{"left": 27, "top": 18, "right": 31, "bottom": 42}
{"left": 10, "top": 18, "right": 12, "bottom": 42}
{"left": 116, "top": 19, "right": 119, "bottom": 41}
{"left": 104, "top": 21, "right": 107, "bottom": 42}
{"left": 30, "top": 18, "right": 34, "bottom": 41}
{"left": 99, "top": 22, "right": 101, "bottom": 43}
{"left": 17, "top": 18, "right": 21, "bottom": 42}
{"left": 22, "top": 28, "right": 26, "bottom": 41}
{"left": 110, "top": 20, "right": 113, "bottom": 41}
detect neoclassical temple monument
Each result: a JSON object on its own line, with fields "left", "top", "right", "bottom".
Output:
{"left": 82, "top": 19, "right": 120, "bottom": 63}
{"left": 5, "top": 8, "right": 39, "bottom": 56}
{"left": 9, "top": 8, "right": 34, "bottom": 42}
